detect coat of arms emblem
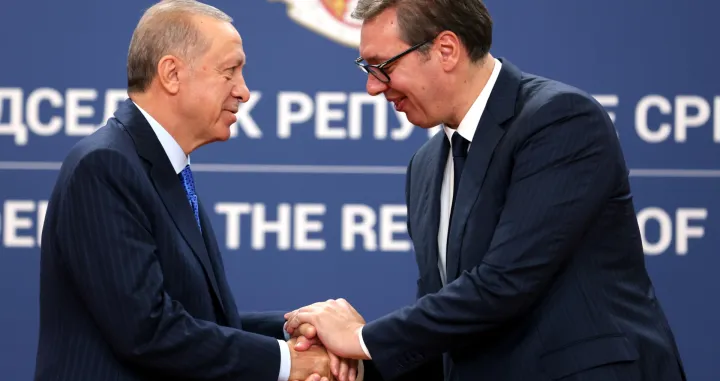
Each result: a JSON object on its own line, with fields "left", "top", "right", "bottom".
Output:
{"left": 274, "top": 0, "right": 361, "bottom": 48}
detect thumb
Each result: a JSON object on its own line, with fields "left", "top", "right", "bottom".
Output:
{"left": 294, "top": 335, "right": 319, "bottom": 351}
{"left": 297, "top": 323, "right": 317, "bottom": 338}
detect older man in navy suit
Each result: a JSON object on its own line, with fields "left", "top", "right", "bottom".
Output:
{"left": 285, "top": 1, "right": 687, "bottom": 381}
{"left": 34, "top": 1, "right": 359, "bottom": 380}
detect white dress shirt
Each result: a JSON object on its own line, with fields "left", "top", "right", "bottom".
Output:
{"left": 133, "top": 102, "right": 292, "bottom": 381}
{"left": 358, "top": 58, "right": 503, "bottom": 359}
{"left": 437, "top": 58, "right": 502, "bottom": 285}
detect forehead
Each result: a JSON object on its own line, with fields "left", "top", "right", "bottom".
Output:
{"left": 195, "top": 16, "right": 245, "bottom": 60}
{"left": 358, "top": 9, "right": 405, "bottom": 64}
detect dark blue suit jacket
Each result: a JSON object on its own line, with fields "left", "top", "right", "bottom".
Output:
{"left": 35, "top": 99, "right": 286, "bottom": 381}
{"left": 360, "top": 59, "right": 687, "bottom": 381}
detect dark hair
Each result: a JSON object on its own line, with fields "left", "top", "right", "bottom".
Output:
{"left": 352, "top": 0, "right": 492, "bottom": 62}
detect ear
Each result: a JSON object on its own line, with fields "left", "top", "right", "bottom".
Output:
{"left": 156, "top": 55, "right": 182, "bottom": 95}
{"left": 435, "top": 31, "right": 461, "bottom": 72}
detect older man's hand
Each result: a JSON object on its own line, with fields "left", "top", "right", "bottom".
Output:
{"left": 285, "top": 299, "right": 368, "bottom": 360}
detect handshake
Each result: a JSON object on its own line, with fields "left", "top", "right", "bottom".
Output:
{"left": 283, "top": 298, "right": 370, "bottom": 381}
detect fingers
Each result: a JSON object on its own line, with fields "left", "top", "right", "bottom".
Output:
{"left": 292, "top": 322, "right": 319, "bottom": 351}
{"left": 327, "top": 350, "right": 358, "bottom": 381}
{"left": 293, "top": 310, "right": 320, "bottom": 325}
{"left": 338, "top": 358, "right": 349, "bottom": 381}
{"left": 334, "top": 298, "right": 362, "bottom": 320}
{"left": 286, "top": 299, "right": 360, "bottom": 335}
{"left": 288, "top": 321, "right": 319, "bottom": 352}
{"left": 332, "top": 356, "right": 357, "bottom": 381}
{"left": 285, "top": 311, "right": 308, "bottom": 331}
{"left": 290, "top": 323, "right": 316, "bottom": 340}
{"left": 284, "top": 305, "right": 313, "bottom": 329}
{"left": 285, "top": 302, "right": 327, "bottom": 331}
{"left": 294, "top": 334, "right": 320, "bottom": 351}
{"left": 349, "top": 361, "right": 357, "bottom": 381}
{"left": 285, "top": 320, "right": 295, "bottom": 335}
{"left": 334, "top": 298, "right": 351, "bottom": 310}
{"left": 284, "top": 309, "right": 297, "bottom": 321}
{"left": 295, "top": 373, "right": 331, "bottom": 381}
{"left": 298, "top": 322, "right": 317, "bottom": 338}
{"left": 328, "top": 351, "right": 340, "bottom": 377}
{"left": 295, "top": 374, "right": 323, "bottom": 381}
{"left": 285, "top": 300, "right": 333, "bottom": 321}
{"left": 285, "top": 310, "right": 300, "bottom": 334}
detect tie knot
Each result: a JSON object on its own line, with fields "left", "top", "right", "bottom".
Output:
{"left": 180, "top": 164, "right": 192, "bottom": 176}
{"left": 451, "top": 133, "right": 469, "bottom": 158}
{"left": 179, "top": 165, "right": 196, "bottom": 188}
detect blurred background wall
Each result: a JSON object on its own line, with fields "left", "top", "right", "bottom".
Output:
{"left": 0, "top": 0, "right": 717, "bottom": 379}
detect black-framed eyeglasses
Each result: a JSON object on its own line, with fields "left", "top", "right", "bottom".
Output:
{"left": 354, "top": 38, "right": 434, "bottom": 84}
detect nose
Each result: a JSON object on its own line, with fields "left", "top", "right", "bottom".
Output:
{"left": 366, "top": 74, "right": 388, "bottom": 96}
{"left": 232, "top": 75, "right": 251, "bottom": 103}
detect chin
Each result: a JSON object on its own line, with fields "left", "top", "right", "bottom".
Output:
{"left": 215, "top": 130, "right": 231, "bottom": 142}
{"left": 406, "top": 115, "right": 436, "bottom": 129}
{"left": 213, "top": 119, "right": 234, "bottom": 140}
{"left": 403, "top": 109, "right": 438, "bottom": 129}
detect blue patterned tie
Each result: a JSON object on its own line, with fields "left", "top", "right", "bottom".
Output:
{"left": 179, "top": 165, "right": 201, "bottom": 231}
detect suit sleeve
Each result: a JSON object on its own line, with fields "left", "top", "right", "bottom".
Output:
{"left": 239, "top": 311, "right": 287, "bottom": 340}
{"left": 360, "top": 92, "right": 622, "bottom": 379}
{"left": 361, "top": 360, "right": 443, "bottom": 381}
{"left": 56, "top": 149, "right": 282, "bottom": 381}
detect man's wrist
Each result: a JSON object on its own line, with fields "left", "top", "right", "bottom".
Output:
{"left": 357, "top": 325, "right": 372, "bottom": 359}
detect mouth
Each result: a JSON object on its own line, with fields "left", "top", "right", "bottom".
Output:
{"left": 223, "top": 109, "right": 238, "bottom": 125}
{"left": 388, "top": 97, "right": 407, "bottom": 112}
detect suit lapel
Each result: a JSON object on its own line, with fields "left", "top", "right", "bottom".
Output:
{"left": 198, "top": 199, "right": 242, "bottom": 327}
{"left": 198, "top": 200, "right": 223, "bottom": 271}
{"left": 114, "top": 99, "right": 227, "bottom": 318}
{"left": 418, "top": 132, "right": 449, "bottom": 290}
{"left": 445, "top": 58, "right": 521, "bottom": 282}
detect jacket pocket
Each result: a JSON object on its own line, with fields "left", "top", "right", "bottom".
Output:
{"left": 539, "top": 334, "right": 639, "bottom": 380}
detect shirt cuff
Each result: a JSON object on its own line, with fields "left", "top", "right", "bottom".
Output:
{"left": 277, "top": 339, "right": 291, "bottom": 381}
{"left": 358, "top": 326, "right": 372, "bottom": 359}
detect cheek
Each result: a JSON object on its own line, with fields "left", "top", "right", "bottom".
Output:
{"left": 396, "top": 79, "right": 429, "bottom": 108}
{"left": 217, "top": 82, "right": 233, "bottom": 104}
{"left": 393, "top": 67, "right": 430, "bottom": 101}
{"left": 200, "top": 83, "right": 229, "bottom": 114}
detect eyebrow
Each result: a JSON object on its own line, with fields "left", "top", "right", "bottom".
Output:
{"left": 362, "top": 55, "right": 389, "bottom": 65}
{"left": 225, "top": 56, "right": 245, "bottom": 69}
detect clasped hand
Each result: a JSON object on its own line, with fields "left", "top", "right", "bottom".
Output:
{"left": 285, "top": 298, "right": 368, "bottom": 381}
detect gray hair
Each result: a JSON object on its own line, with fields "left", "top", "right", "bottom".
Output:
{"left": 127, "top": 0, "right": 233, "bottom": 93}
{"left": 351, "top": 0, "right": 492, "bottom": 62}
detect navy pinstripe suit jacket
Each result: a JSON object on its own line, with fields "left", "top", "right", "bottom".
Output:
{"left": 35, "top": 99, "right": 286, "bottom": 381}
{"left": 359, "top": 59, "right": 687, "bottom": 381}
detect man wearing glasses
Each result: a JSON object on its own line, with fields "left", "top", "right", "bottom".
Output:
{"left": 285, "top": 1, "right": 687, "bottom": 381}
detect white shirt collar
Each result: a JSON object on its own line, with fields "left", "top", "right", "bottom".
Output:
{"left": 132, "top": 101, "right": 189, "bottom": 174}
{"left": 443, "top": 58, "right": 502, "bottom": 144}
